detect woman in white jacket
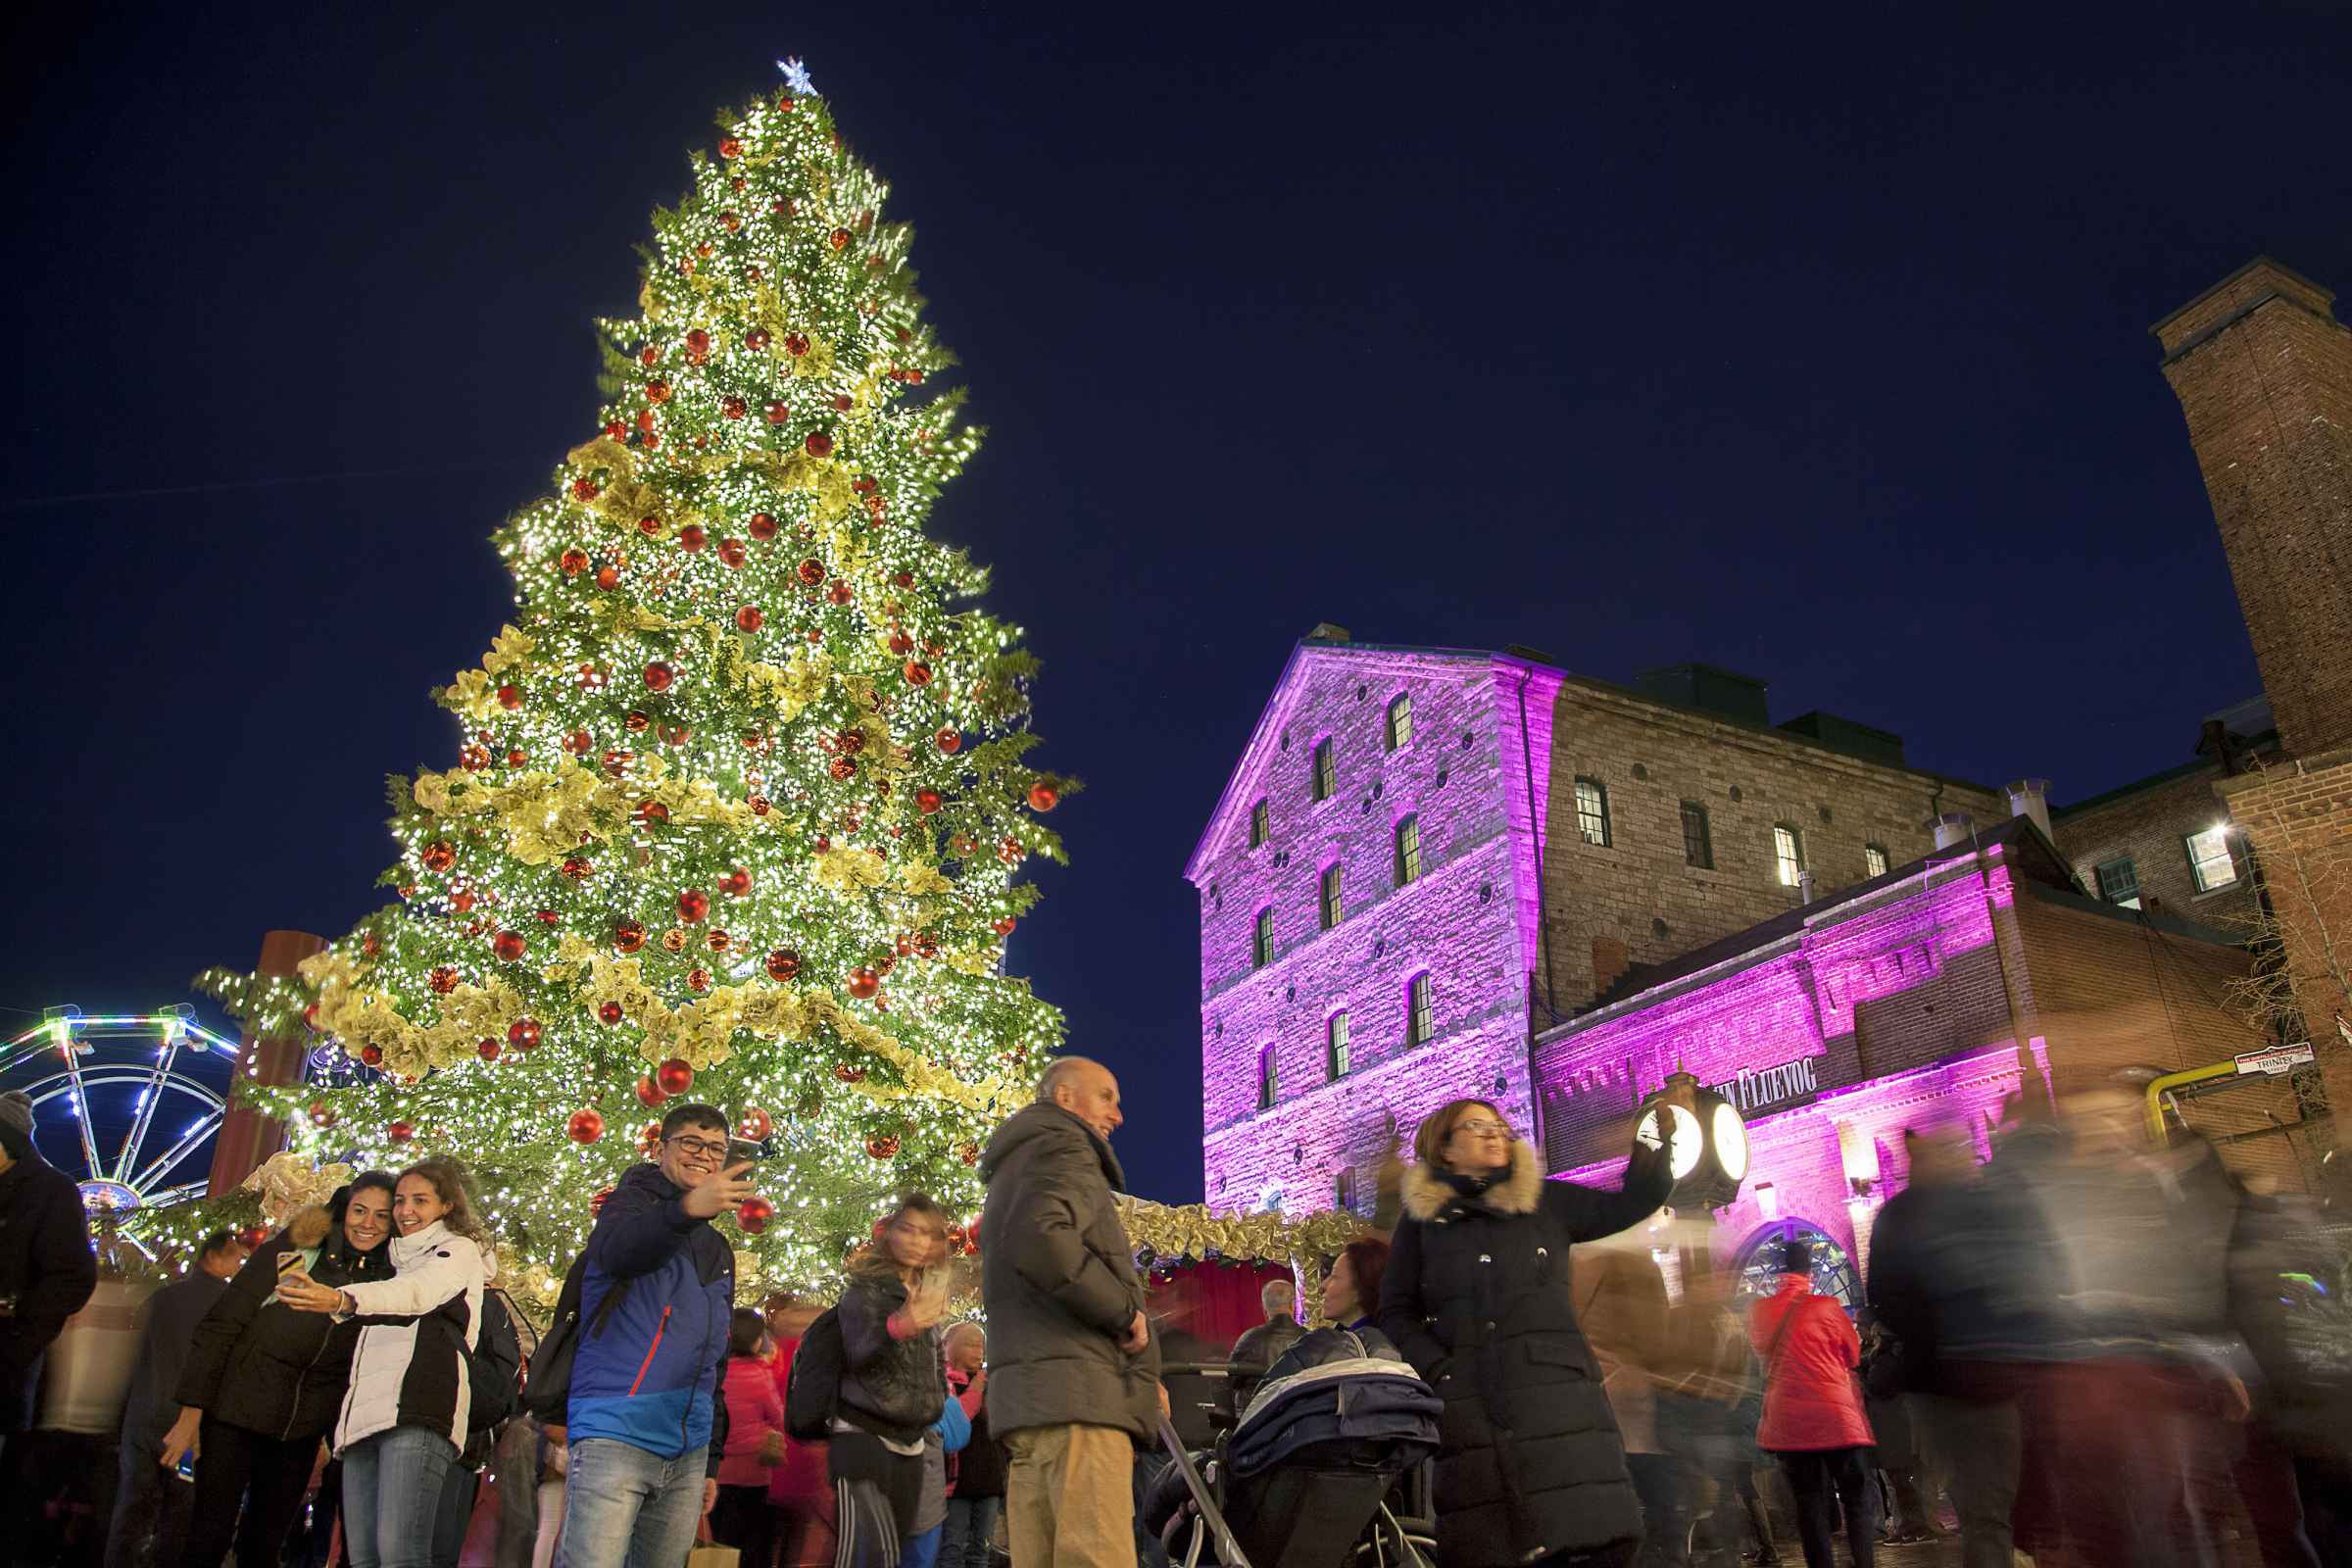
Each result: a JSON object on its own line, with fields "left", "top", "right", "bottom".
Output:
{"left": 283, "top": 1155, "right": 493, "bottom": 1568}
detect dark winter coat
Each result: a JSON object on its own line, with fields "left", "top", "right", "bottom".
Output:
{"left": 976, "top": 1102, "right": 1159, "bottom": 1443}
{"left": 1228, "top": 1313, "right": 1305, "bottom": 1373}
{"left": 1379, "top": 1138, "right": 1670, "bottom": 1568}
{"left": 836, "top": 1269, "right": 948, "bottom": 1443}
{"left": 175, "top": 1207, "right": 394, "bottom": 1442}
{"left": 567, "top": 1161, "right": 736, "bottom": 1468}
{"left": 121, "top": 1270, "right": 231, "bottom": 1447}
{"left": 0, "top": 1121, "right": 98, "bottom": 1434}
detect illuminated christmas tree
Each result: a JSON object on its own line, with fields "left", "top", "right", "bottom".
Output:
{"left": 202, "top": 62, "right": 1065, "bottom": 1299}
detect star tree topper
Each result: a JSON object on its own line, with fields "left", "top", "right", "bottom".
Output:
{"left": 778, "top": 56, "right": 817, "bottom": 96}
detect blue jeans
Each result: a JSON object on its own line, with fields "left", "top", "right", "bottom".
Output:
{"left": 555, "top": 1439, "right": 710, "bottom": 1568}
{"left": 344, "top": 1427, "right": 459, "bottom": 1568}
{"left": 432, "top": 1462, "right": 481, "bottom": 1568}
{"left": 938, "top": 1495, "right": 999, "bottom": 1568}
{"left": 899, "top": 1523, "right": 943, "bottom": 1568}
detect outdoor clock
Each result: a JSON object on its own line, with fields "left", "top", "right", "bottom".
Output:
{"left": 1635, "top": 1069, "right": 1749, "bottom": 1210}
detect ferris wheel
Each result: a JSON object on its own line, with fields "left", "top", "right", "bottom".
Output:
{"left": 0, "top": 1004, "right": 244, "bottom": 1218}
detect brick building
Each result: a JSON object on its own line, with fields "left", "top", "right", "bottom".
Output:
{"left": 1536, "top": 814, "right": 2296, "bottom": 1288}
{"left": 2157, "top": 258, "right": 2352, "bottom": 1132}
{"left": 2049, "top": 695, "right": 2277, "bottom": 931}
{"left": 1185, "top": 632, "right": 2006, "bottom": 1211}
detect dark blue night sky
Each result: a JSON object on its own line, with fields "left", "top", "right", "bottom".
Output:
{"left": 6, "top": 3, "right": 2346, "bottom": 1201}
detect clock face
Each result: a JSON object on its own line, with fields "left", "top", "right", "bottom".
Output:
{"left": 1711, "top": 1101, "right": 1750, "bottom": 1182}
{"left": 1635, "top": 1103, "right": 1704, "bottom": 1182}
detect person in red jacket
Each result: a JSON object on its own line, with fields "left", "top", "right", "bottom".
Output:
{"left": 1749, "top": 1239, "right": 1876, "bottom": 1568}
{"left": 714, "top": 1309, "right": 787, "bottom": 1568}
{"left": 764, "top": 1297, "right": 837, "bottom": 1568}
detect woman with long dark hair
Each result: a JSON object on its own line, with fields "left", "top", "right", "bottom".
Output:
{"left": 1319, "top": 1237, "right": 1390, "bottom": 1334}
{"left": 829, "top": 1193, "right": 953, "bottom": 1568}
{"left": 280, "top": 1156, "right": 494, "bottom": 1568}
{"left": 1379, "top": 1094, "right": 1679, "bottom": 1568}
{"left": 169, "top": 1172, "right": 398, "bottom": 1568}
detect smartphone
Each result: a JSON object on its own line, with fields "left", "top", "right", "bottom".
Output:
{"left": 727, "top": 1138, "right": 762, "bottom": 1166}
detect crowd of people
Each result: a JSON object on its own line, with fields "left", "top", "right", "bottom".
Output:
{"left": 6, "top": 1055, "right": 2350, "bottom": 1568}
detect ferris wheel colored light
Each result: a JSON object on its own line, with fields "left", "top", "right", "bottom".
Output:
{"left": 1, "top": 1004, "right": 242, "bottom": 1216}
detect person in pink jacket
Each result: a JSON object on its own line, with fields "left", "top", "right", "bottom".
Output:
{"left": 1748, "top": 1238, "right": 1877, "bottom": 1568}
{"left": 712, "top": 1309, "right": 787, "bottom": 1568}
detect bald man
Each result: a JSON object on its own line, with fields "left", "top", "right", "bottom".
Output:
{"left": 976, "top": 1059, "right": 1161, "bottom": 1568}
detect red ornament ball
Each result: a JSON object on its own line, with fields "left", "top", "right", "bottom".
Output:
{"left": 686, "top": 327, "right": 712, "bottom": 359}
{"left": 563, "top": 855, "right": 593, "bottom": 881}
{"left": 596, "top": 565, "right": 620, "bottom": 591}
{"left": 796, "top": 558, "right": 825, "bottom": 586}
{"left": 493, "top": 930, "right": 527, "bottom": 962}
{"left": 749, "top": 512, "right": 779, "bottom": 540}
{"left": 387, "top": 1120, "right": 416, "bottom": 1145}
{"left": 359, "top": 1044, "right": 384, "bottom": 1066}
{"left": 835, "top": 1063, "right": 867, "bottom": 1083}
{"left": 646, "top": 379, "right": 672, "bottom": 404}
{"left": 571, "top": 477, "right": 600, "bottom": 501}
{"left": 718, "top": 136, "right": 742, "bottom": 159}
{"left": 915, "top": 789, "right": 943, "bottom": 814}
{"left": 736, "top": 1195, "right": 774, "bottom": 1234}
{"left": 560, "top": 548, "right": 590, "bottom": 576}
{"left": 677, "top": 888, "right": 710, "bottom": 923}
{"left": 643, "top": 662, "right": 675, "bottom": 692}
{"left": 718, "top": 537, "right": 748, "bottom": 567}
{"left": 476, "top": 1038, "right": 502, "bottom": 1062}
{"left": 567, "top": 1107, "right": 606, "bottom": 1144}
{"left": 826, "top": 580, "right": 854, "bottom": 607}
{"left": 764, "top": 401, "right": 790, "bottom": 425}
{"left": 721, "top": 396, "right": 747, "bottom": 421}
{"left": 428, "top": 965, "right": 461, "bottom": 995}
{"left": 888, "top": 630, "right": 914, "bottom": 656}
{"left": 496, "top": 684, "right": 522, "bottom": 710}
{"left": 846, "top": 966, "right": 881, "bottom": 1000}
{"left": 893, "top": 570, "right": 915, "bottom": 589}
{"left": 506, "top": 748, "right": 529, "bottom": 767}
{"left": 459, "top": 745, "right": 491, "bottom": 772}
{"left": 720, "top": 866, "right": 752, "bottom": 897}
{"left": 677, "top": 524, "right": 707, "bottom": 552}
{"left": 745, "top": 327, "right": 771, "bottom": 351}
{"left": 805, "top": 431, "right": 834, "bottom": 458}
{"left": 865, "top": 1135, "right": 901, "bottom": 1159}
{"left": 935, "top": 728, "right": 961, "bottom": 755}
{"left": 1027, "top": 781, "right": 1061, "bottom": 812}
{"left": 737, "top": 1105, "right": 773, "bottom": 1141}
{"left": 992, "top": 916, "right": 1018, "bottom": 938}
{"left": 959, "top": 1141, "right": 981, "bottom": 1167}
{"left": 765, "top": 949, "right": 801, "bottom": 981}
{"left": 829, "top": 228, "right": 851, "bottom": 251}
{"left": 614, "top": 920, "right": 646, "bottom": 954}
{"left": 308, "top": 1102, "right": 338, "bottom": 1128}
{"left": 637, "top": 514, "right": 663, "bottom": 537}
{"left": 687, "top": 967, "right": 711, "bottom": 993}
{"left": 657, "top": 1057, "right": 696, "bottom": 1096}
{"left": 735, "top": 605, "right": 764, "bottom": 632}
{"left": 508, "top": 1017, "right": 543, "bottom": 1051}
{"left": 903, "top": 662, "right": 932, "bottom": 686}
{"left": 635, "top": 1076, "right": 667, "bottom": 1108}
{"left": 599, "top": 1001, "right": 625, "bottom": 1025}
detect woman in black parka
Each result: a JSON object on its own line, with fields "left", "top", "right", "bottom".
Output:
{"left": 168, "top": 1173, "right": 397, "bottom": 1568}
{"left": 1380, "top": 1096, "right": 1678, "bottom": 1568}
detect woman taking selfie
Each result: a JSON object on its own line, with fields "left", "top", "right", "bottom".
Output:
{"left": 170, "top": 1173, "right": 397, "bottom": 1568}
{"left": 1380, "top": 1093, "right": 1681, "bottom": 1568}
{"left": 280, "top": 1156, "right": 494, "bottom": 1568}
{"left": 830, "top": 1192, "right": 953, "bottom": 1568}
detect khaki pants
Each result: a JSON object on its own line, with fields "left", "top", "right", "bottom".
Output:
{"left": 1004, "top": 1424, "right": 1137, "bottom": 1568}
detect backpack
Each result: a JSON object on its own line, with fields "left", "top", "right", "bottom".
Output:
{"left": 468, "top": 1288, "right": 525, "bottom": 1435}
{"left": 782, "top": 1306, "right": 847, "bottom": 1442}
{"left": 523, "top": 1250, "right": 632, "bottom": 1425}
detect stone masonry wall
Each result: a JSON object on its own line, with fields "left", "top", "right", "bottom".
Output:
{"left": 2052, "top": 762, "right": 2267, "bottom": 934}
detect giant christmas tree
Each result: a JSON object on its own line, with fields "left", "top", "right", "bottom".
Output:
{"left": 203, "top": 66, "right": 1065, "bottom": 1299}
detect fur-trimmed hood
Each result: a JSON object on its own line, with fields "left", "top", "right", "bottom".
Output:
{"left": 1399, "top": 1138, "right": 1544, "bottom": 1222}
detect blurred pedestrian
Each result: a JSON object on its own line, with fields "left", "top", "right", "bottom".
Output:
{"left": 1380, "top": 1092, "right": 1679, "bottom": 1568}
{"left": 1749, "top": 1238, "right": 1875, "bottom": 1568}
{"left": 102, "top": 1226, "right": 249, "bottom": 1568}
{"left": 1227, "top": 1279, "right": 1302, "bottom": 1373}
{"left": 978, "top": 1057, "right": 1161, "bottom": 1568}
{"left": 172, "top": 1175, "right": 397, "bottom": 1568}
{"left": 938, "top": 1323, "right": 1003, "bottom": 1568}
{"left": 0, "top": 1089, "right": 98, "bottom": 1465}
{"left": 1656, "top": 1269, "right": 1778, "bottom": 1567}
{"left": 714, "top": 1307, "right": 787, "bottom": 1568}
{"left": 766, "top": 1296, "right": 838, "bottom": 1568}
{"left": 833, "top": 1193, "right": 953, "bottom": 1568}
{"left": 1573, "top": 1241, "right": 1683, "bottom": 1565}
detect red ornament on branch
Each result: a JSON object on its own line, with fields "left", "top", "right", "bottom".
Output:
{"left": 737, "top": 1105, "right": 773, "bottom": 1141}
{"left": 643, "top": 662, "right": 675, "bottom": 692}
{"left": 388, "top": 1121, "right": 416, "bottom": 1145}
{"left": 718, "top": 538, "right": 748, "bottom": 567}
{"left": 428, "top": 965, "right": 461, "bottom": 995}
{"left": 657, "top": 1057, "right": 695, "bottom": 1096}
{"left": 935, "top": 728, "right": 961, "bottom": 755}
{"left": 614, "top": 920, "right": 646, "bottom": 954}
{"left": 846, "top": 966, "right": 881, "bottom": 1000}
{"left": 765, "top": 949, "right": 801, "bottom": 981}
{"left": 567, "top": 1108, "right": 606, "bottom": 1144}
{"left": 864, "top": 1135, "right": 901, "bottom": 1159}
{"left": 915, "top": 789, "right": 943, "bottom": 814}
{"left": 736, "top": 1195, "right": 774, "bottom": 1234}
{"left": 1027, "top": 781, "right": 1060, "bottom": 812}
{"left": 600, "top": 1002, "right": 625, "bottom": 1025}
{"left": 496, "top": 684, "right": 522, "bottom": 710}
{"left": 636, "top": 1076, "right": 667, "bottom": 1108}
{"left": 308, "top": 1102, "right": 337, "bottom": 1128}
{"left": 508, "top": 1017, "right": 543, "bottom": 1051}
{"left": 493, "top": 930, "right": 527, "bottom": 962}
{"left": 735, "top": 605, "right": 763, "bottom": 632}
{"left": 749, "top": 512, "right": 778, "bottom": 540}
{"left": 677, "top": 888, "right": 710, "bottom": 923}
{"left": 720, "top": 866, "right": 753, "bottom": 897}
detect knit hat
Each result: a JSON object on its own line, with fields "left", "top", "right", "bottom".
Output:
{"left": 0, "top": 1090, "right": 32, "bottom": 1136}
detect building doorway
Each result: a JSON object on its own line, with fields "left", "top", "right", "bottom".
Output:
{"left": 1730, "top": 1218, "right": 1861, "bottom": 1315}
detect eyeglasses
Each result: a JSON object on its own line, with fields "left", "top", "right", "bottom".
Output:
{"left": 668, "top": 1136, "right": 728, "bottom": 1159}
{"left": 1455, "top": 1119, "right": 1510, "bottom": 1138}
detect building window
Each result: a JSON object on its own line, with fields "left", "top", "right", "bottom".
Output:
{"left": 1406, "top": 973, "right": 1434, "bottom": 1046}
{"left": 1680, "top": 801, "right": 1713, "bottom": 869}
{"left": 1865, "top": 843, "right": 1889, "bottom": 877}
{"left": 1319, "top": 863, "right": 1345, "bottom": 930}
{"left": 1385, "top": 694, "right": 1413, "bottom": 752}
{"left": 1335, "top": 1167, "right": 1357, "bottom": 1211}
{"left": 1573, "top": 777, "right": 1611, "bottom": 846}
{"left": 2183, "top": 826, "right": 2239, "bottom": 893}
{"left": 1394, "top": 813, "right": 1422, "bottom": 886}
{"left": 1311, "top": 738, "right": 1337, "bottom": 802}
{"left": 1250, "top": 798, "right": 1269, "bottom": 848}
{"left": 2094, "top": 858, "right": 2141, "bottom": 909}
{"left": 1252, "top": 907, "right": 1274, "bottom": 968}
{"left": 1327, "top": 1011, "right": 1350, "bottom": 1080}
{"left": 1256, "top": 1045, "right": 1277, "bottom": 1110}
{"left": 1774, "top": 824, "right": 1805, "bottom": 887}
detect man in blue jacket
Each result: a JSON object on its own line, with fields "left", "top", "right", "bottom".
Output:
{"left": 558, "top": 1102, "right": 752, "bottom": 1568}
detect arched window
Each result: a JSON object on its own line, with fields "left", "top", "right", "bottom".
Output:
{"left": 1730, "top": 1219, "right": 1861, "bottom": 1315}
{"left": 1394, "top": 814, "right": 1422, "bottom": 887}
{"left": 1406, "top": 973, "right": 1434, "bottom": 1047}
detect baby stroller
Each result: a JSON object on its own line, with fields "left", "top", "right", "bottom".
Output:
{"left": 1146, "top": 1327, "right": 1441, "bottom": 1568}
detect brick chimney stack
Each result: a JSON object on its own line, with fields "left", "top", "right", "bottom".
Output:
{"left": 2154, "top": 258, "right": 2352, "bottom": 757}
